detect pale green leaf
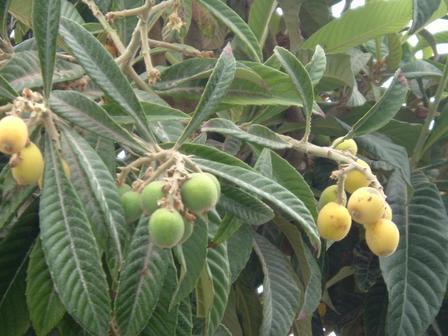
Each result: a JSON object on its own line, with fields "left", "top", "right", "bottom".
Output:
{"left": 115, "top": 216, "right": 170, "bottom": 336}
{"left": 305, "top": 45, "right": 327, "bottom": 86}
{"left": 248, "top": 0, "right": 277, "bottom": 47}
{"left": 303, "top": 0, "right": 412, "bottom": 53}
{"left": 33, "top": 0, "right": 61, "bottom": 98}
{"left": 0, "top": 75, "right": 19, "bottom": 101}
{"left": 39, "top": 135, "right": 111, "bottom": 336}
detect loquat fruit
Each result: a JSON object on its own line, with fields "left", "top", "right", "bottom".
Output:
{"left": 347, "top": 187, "right": 385, "bottom": 225}
{"left": 11, "top": 142, "right": 44, "bottom": 185}
{"left": 148, "top": 208, "right": 185, "bottom": 248}
{"left": 365, "top": 219, "right": 400, "bottom": 256}
{"left": 0, "top": 115, "right": 28, "bottom": 155}
{"left": 317, "top": 202, "right": 352, "bottom": 241}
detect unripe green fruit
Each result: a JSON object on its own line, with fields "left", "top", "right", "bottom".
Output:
{"left": 181, "top": 173, "right": 219, "bottom": 213}
{"left": 141, "top": 180, "right": 165, "bottom": 214}
{"left": 313, "top": 135, "right": 331, "bottom": 146}
{"left": 318, "top": 185, "right": 346, "bottom": 209}
{"left": 332, "top": 137, "right": 358, "bottom": 155}
{"left": 180, "top": 218, "right": 194, "bottom": 244}
{"left": 205, "top": 173, "right": 221, "bottom": 195}
{"left": 117, "top": 184, "right": 132, "bottom": 196}
{"left": 121, "top": 191, "right": 143, "bottom": 223}
{"left": 148, "top": 208, "right": 185, "bottom": 248}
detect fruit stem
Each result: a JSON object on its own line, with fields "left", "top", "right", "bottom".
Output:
{"left": 137, "top": 153, "right": 177, "bottom": 192}
{"left": 336, "top": 174, "right": 346, "bottom": 205}
{"left": 284, "top": 136, "right": 384, "bottom": 194}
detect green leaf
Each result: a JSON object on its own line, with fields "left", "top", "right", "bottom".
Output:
{"left": 218, "top": 186, "right": 274, "bottom": 226}
{"left": 176, "top": 44, "right": 236, "bottom": 145}
{"left": 142, "top": 101, "right": 190, "bottom": 121}
{"left": 274, "top": 46, "right": 314, "bottom": 121}
{"left": 26, "top": 240, "right": 65, "bottom": 336}
{"left": 212, "top": 214, "right": 242, "bottom": 246}
{"left": 0, "top": 75, "right": 19, "bottom": 101}
{"left": 255, "top": 149, "right": 318, "bottom": 220}
{"left": 142, "top": 264, "right": 178, "bottom": 336}
{"left": 0, "top": 268, "right": 30, "bottom": 336}
{"left": 0, "top": 209, "right": 38, "bottom": 300}
{"left": 401, "top": 60, "right": 442, "bottom": 78}
{"left": 32, "top": 0, "right": 60, "bottom": 98}
{"left": 348, "top": 70, "right": 408, "bottom": 137}
{"left": 363, "top": 283, "right": 387, "bottom": 336}
{"left": 60, "top": 0, "right": 84, "bottom": 24}
{"left": 207, "top": 242, "right": 231, "bottom": 335}
{"left": 202, "top": 118, "right": 291, "bottom": 150}
{"left": 277, "top": 0, "right": 301, "bottom": 52}
{"left": 248, "top": 0, "right": 277, "bottom": 47}
{"left": 114, "top": 216, "right": 170, "bottom": 336}
{"left": 409, "top": 0, "right": 441, "bottom": 34}
{"left": 227, "top": 224, "right": 253, "bottom": 283}
{"left": 353, "top": 244, "right": 380, "bottom": 292}
{"left": 0, "top": 185, "right": 35, "bottom": 231}
{"left": 305, "top": 45, "right": 327, "bottom": 86}
{"left": 424, "top": 104, "right": 448, "bottom": 152}
{"left": 194, "top": 158, "right": 320, "bottom": 250}
{"left": 60, "top": 128, "right": 129, "bottom": 275}
{"left": 386, "top": 33, "right": 403, "bottom": 71}
{"left": 303, "top": 0, "right": 412, "bottom": 53}
{"left": 274, "top": 216, "right": 321, "bottom": 317}
{"left": 380, "top": 173, "right": 448, "bottom": 336}
{"left": 196, "top": 262, "right": 214, "bottom": 319}
{"left": 170, "top": 219, "right": 208, "bottom": 308}
{"left": 59, "top": 17, "right": 155, "bottom": 142}
{"left": 0, "top": 50, "right": 83, "bottom": 92}
{"left": 254, "top": 234, "right": 301, "bottom": 336}
{"left": 197, "top": 0, "right": 262, "bottom": 61}
{"left": 175, "top": 298, "right": 193, "bottom": 336}
{"left": 50, "top": 90, "right": 145, "bottom": 153}
{"left": 39, "top": 135, "right": 111, "bottom": 336}
{"left": 0, "top": 0, "right": 11, "bottom": 38}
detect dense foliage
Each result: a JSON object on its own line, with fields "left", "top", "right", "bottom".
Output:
{"left": 0, "top": 0, "right": 447, "bottom": 335}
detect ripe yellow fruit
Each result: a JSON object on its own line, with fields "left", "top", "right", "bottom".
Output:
{"left": 0, "top": 116, "right": 28, "bottom": 155}
{"left": 317, "top": 202, "right": 352, "bottom": 241}
{"left": 347, "top": 187, "right": 385, "bottom": 225}
{"left": 11, "top": 142, "right": 44, "bottom": 185}
{"left": 332, "top": 137, "right": 358, "bottom": 155}
{"left": 181, "top": 173, "right": 220, "bottom": 213}
{"left": 318, "top": 185, "right": 346, "bottom": 209}
{"left": 345, "top": 159, "right": 371, "bottom": 194}
{"left": 365, "top": 219, "right": 400, "bottom": 256}
{"left": 382, "top": 202, "right": 393, "bottom": 220}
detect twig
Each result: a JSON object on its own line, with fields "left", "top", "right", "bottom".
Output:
{"left": 138, "top": 3, "right": 160, "bottom": 84}
{"left": 81, "top": 0, "right": 125, "bottom": 53}
{"left": 148, "top": 39, "right": 212, "bottom": 58}
{"left": 336, "top": 174, "right": 346, "bottom": 205}
{"left": 106, "top": 0, "right": 153, "bottom": 20}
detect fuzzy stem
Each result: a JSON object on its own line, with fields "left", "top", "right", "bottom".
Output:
{"left": 106, "top": 0, "right": 153, "bottom": 20}
{"left": 336, "top": 174, "right": 346, "bottom": 205}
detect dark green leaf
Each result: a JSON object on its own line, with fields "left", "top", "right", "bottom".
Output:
{"left": 212, "top": 214, "right": 242, "bottom": 246}
{"left": 380, "top": 172, "right": 448, "bottom": 336}
{"left": 197, "top": 0, "right": 262, "bottom": 61}
{"left": 50, "top": 90, "right": 145, "bottom": 153}
{"left": 170, "top": 219, "right": 208, "bottom": 308}
{"left": 32, "top": 0, "right": 61, "bottom": 98}
{"left": 424, "top": 104, "right": 448, "bottom": 152}
{"left": 218, "top": 185, "right": 274, "bottom": 226}
{"left": 364, "top": 283, "right": 387, "bottom": 336}
{"left": 39, "top": 135, "right": 111, "bottom": 336}
{"left": 0, "top": 75, "right": 19, "bottom": 101}
{"left": 409, "top": 0, "right": 441, "bottom": 34}
{"left": 349, "top": 70, "right": 408, "bottom": 137}
{"left": 0, "top": 185, "right": 35, "bottom": 231}
{"left": 176, "top": 44, "right": 236, "bottom": 145}
{"left": 227, "top": 224, "right": 253, "bottom": 283}
{"left": 0, "top": 51, "right": 83, "bottom": 92}
{"left": 254, "top": 234, "right": 301, "bottom": 336}
{"left": 26, "top": 240, "right": 65, "bottom": 336}
{"left": 61, "top": 128, "right": 129, "bottom": 276}
{"left": 0, "top": 0, "right": 11, "bottom": 38}
{"left": 59, "top": 17, "right": 155, "bottom": 142}
{"left": 193, "top": 158, "right": 320, "bottom": 250}
{"left": 274, "top": 46, "right": 314, "bottom": 121}
{"left": 115, "top": 216, "right": 170, "bottom": 336}
{"left": 175, "top": 298, "right": 193, "bottom": 336}
{"left": 401, "top": 60, "right": 442, "bottom": 78}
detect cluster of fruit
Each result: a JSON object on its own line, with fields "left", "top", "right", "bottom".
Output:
{"left": 0, "top": 115, "right": 45, "bottom": 185}
{"left": 119, "top": 172, "right": 220, "bottom": 248}
{"left": 317, "top": 138, "right": 400, "bottom": 257}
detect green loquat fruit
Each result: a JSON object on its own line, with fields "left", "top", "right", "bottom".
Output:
{"left": 148, "top": 208, "right": 185, "bottom": 248}
{"left": 121, "top": 191, "right": 143, "bottom": 223}
{"left": 141, "top": 180, "right": 166, "bottom": 214}
{"left": 181, "top": 173, "right": 219, "bottom": 213}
